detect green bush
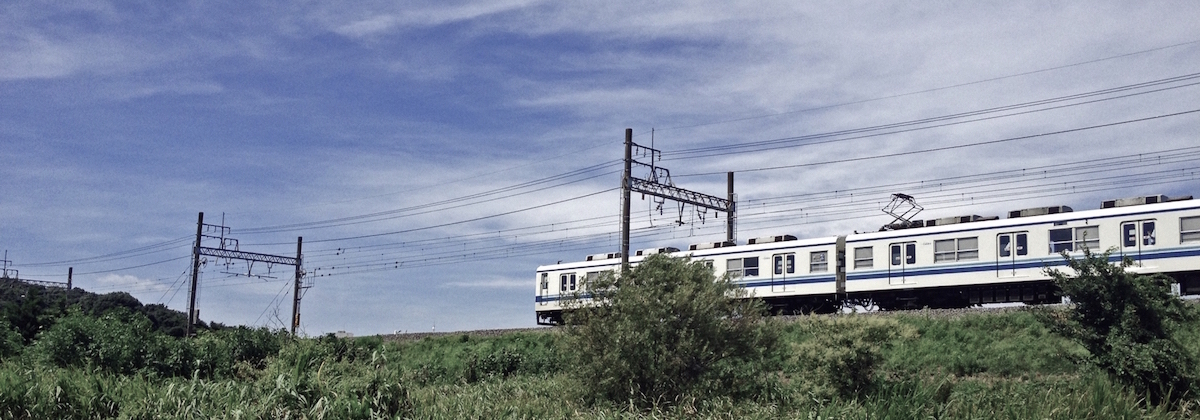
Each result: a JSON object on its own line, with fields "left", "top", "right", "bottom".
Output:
{"left": 563, "top": 254, "right": 781, "bottom": 408}
{"left": 189, "top": 326, "right": 288, "bottom": 379}
{"left": 0, "top": 319, "right": 22, "bottom": 360}
{"left": 1042, "top": 248, "right": 1199, "bottom": 405}
{"left": 789, "top": 316, "right": 917, "bottom": 400}
{"left": 31, "top": 308, "right": 181, "bottom": 376}
{"left": 886, "top": 311, "right": 1084, "bottom": 378}
{"left": 260, "top": 338, "right": 413, "bottom": 418}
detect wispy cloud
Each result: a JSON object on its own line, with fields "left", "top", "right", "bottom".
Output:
{"left": 3, "top": 0, "right": 1198, "bottom": 335}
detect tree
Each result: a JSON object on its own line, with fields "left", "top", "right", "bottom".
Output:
{"left": 563, "top": 254, "right": 780, "bottom": 408}
{"left": 1042, "top": 248, "right": 1198, "bottom": 405}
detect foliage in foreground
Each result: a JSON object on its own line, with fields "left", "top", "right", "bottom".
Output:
{"left": 788, "top": 316, "right": 918, "bottom": 400}
{"left": 0, "top": 279, "right": 205, "bottom": 341}
{"left": 0, "top": 306, "right": 1197, "bottom": 418}
{"left": 0, "top": 346, "right": 411, "bottom": 419}
{"left": 1042, "top": 248, "right": 1199, "bottom": 405}
{"left": 1, "top": 255, "right": 1199, "bottom": 417}
{"left": 563, "top": 254, "right": 781, "bottom": 408}
{"left": 26, "top": 308, "right": 288, "bottom": 379}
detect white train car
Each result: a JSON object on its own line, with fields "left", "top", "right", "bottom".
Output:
{"left": 843, "top": 195, "right": 1200, "bottom": 308}
{"left": 536, "top": 194, "right": 1200, "bottom": 324}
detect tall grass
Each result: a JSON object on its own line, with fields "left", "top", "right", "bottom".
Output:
{"left": 0, "top": 309, "right": 1196, "bottom": 418}
{"left": 886, "top": 309, "right": 1085, "bottom": 377}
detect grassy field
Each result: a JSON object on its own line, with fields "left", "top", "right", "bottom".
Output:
{"left": 1, "top": 307, "right": 1198, "bottom": 419}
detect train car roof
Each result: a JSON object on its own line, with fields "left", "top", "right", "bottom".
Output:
{"left": 846, "top": 198, "right": 1200, "bottom": 243}
{"left": 536, "top": 235, "right": 841, "bottom": 272}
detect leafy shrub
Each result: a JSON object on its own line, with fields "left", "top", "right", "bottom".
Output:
{"left": 190, "top": 326, "right": 288, "bottom": 378}
{"left": 0, "top": 319, "right": 22, "bottom": 360}
{"left": 32, "top": 308, "right": 180, "bottom": 376}
{"left": 563, "top": 254, "right": 781, "bottom": 408}
{"left": 1042, "top": 248, "right": 1199, "bottom": 405}
{"left": 0, "top": 286, "right": 58, "bottom": 343}
{"left": 261, "top": 338, "right": 412, "bottom": 418}
{"left": 790, "top": 316, "right": 917, "bottom": 400}
{"left": 885, "top": 311, "right": 1084, "bottom": 378}
{"left": 464, "top": 349, "right": 523, "bottom": 382}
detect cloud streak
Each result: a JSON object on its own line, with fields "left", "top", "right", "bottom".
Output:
{"left": 2, "top": 1, "right": 1199, "bottom": 335}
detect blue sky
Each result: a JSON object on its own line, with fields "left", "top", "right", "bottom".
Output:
{"left": 3, "top": 1, "right": 1199, "bottom": 335}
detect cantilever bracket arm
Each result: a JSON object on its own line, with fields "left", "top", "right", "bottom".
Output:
{"left": 197, "top": 247, "right": 299, "bottom": 266}
{"left": 630, "top": 178, "right": 733, "bottom": 212}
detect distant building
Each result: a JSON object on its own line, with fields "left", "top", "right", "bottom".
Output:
{"left": 334, "top": 330, "right": 354, "bottom": 338}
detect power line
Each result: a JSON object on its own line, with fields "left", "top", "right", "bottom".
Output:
{"left": 20, "top": 236, "right": 192, "bottom": 267}
{"left": 665, "top": 74, "right": 1200, "bottom": 162}
{"left": 257, "top": 187, "right": 620, "bottom": 245}
{"left": 69, "top": 256, "right": 191, "bottom": 276}
{"left": 653, "top": 38, "right": 1200, "bottom": 132}
{"left": 238, "top": 161, "right": 621, "bottom": 234}
{"left": 678, "top": 108, "right": 1200, "bottom": 177}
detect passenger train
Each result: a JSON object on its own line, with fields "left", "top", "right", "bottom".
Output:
{"left": 535, "top": 194, "right": 1200, "bottom": 325}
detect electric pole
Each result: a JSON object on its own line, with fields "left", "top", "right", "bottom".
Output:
{"left": 187, "top": 212, "right": 306, "bottom": 337}
{"left": 187, "top": 212, "right": 203, "bottom": 337}
{"left": 619, "top": 128, "right": 736, "bottom": 267}
{"left": 621, "top": 128, "right": 633, "bottom": 271}
{"left": 292, "top": 237, "right": 303, "bottom": 336}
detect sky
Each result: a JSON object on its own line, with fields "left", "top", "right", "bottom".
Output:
{"left": 2, "top": 1, "right": 1199, "bottom": 335}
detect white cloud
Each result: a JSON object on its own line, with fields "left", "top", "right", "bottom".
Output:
{"left": 443, "top": 276, "right": 529, "bottom": 289}
{"left": 94, "top": 273, "right": 171, "bottom": 295}
{"left": 4, "top": 0, "right": 1199, "bottom": 335}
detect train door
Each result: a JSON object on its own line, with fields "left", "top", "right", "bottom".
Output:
{"left": 996, "top": 232, "right": 1028, "bottom": 277}
{"left": 771, "top": 253, "right": 795, "bottom": 293}
{"left": 538, "top": 273, "right": 549, "bottom": 306}
{"left": 888, "top": 242, "right": 916, "bottom": 285}
{"left": 1121, "top": 220, "right": 1156, "bottom": 265}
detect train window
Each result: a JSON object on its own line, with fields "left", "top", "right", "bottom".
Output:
{"left": 726, "top": 257, "right": 759, "bottom": 278}
{"left": 585, "top": 272, "right": 601, "bottom": 290}
{"left": 905, "top": 243, "right": 916, "bottom": 265}
{"left": 934, "top": 240, "right": 954, "bottom": 262}
{"left": 541, "top": 273, "right": 548, "bottom": 291}
{"left": 560, "top": 273, "right": 576, "bottom": 293}
{"left": 1144, "top": 222, "right": 1156, "bottom": 246}
{"left": 810, "top": 251, "right": 828, "bottom": 272}
{"left": 1050, "top": 226, "right": 1099, "bottom": 252}
{"left": 1183, "top": 217, "right": 1200, "bottom": 243}
{"left": 999, "top": 233, "right": 1028, "bottom": 257}
{"left": 1123, "top": 221, "right": 1157, "bottom": 247}
{"left": 1076, "top": 226, "right": 1099, "bottom": 250}
{"left": 854, "top": 247, "right": 873, "bottom": 269}
{"left": 934, "top": 237, "right": 978, "bottom": 262}
{"left": 773, "top": 254, "right": 795, "bottom": 275}
{"left": 1049, "top": 228, "right": 1073, "bottom": 252}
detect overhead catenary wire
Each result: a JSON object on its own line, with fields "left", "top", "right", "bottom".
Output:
{"left": 240, "top": 71, "right": 1200, "bottom": 239}
{"left": 253, "top": 187, "right": 621, "bottom": 246}
{"left": 677, "top": 108, "right": 1200, "bottom": 177}
{"left": 664, "top": 73, "right": 1200, "bottom": 161}
{"left": 25, "top": 44, "right": 1200, "bottom": 296}
{"left": 653, "top": 38, "right": 1200, "bottom": 132}
{"left": 21, "top": 236, "right": 193, "bottom": 267}
{"left": 297, "top": 145, "right": 1200, "bottom": 276}
{"left": 77, "top": 136, "right": 1200, "bottom": 290}
{"left": 238, "top": 161, "right": 622, "bottom": 234}
{"left": 29, "top": 72, "right": 1195, "bottom": 277}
